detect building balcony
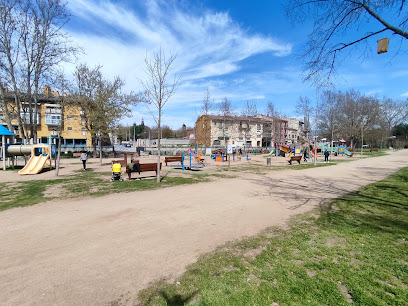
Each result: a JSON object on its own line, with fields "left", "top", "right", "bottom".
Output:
{"left": 45, "top": 118, "right": 61, "bottom": 126}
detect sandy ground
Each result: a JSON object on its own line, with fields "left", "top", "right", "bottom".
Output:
{"left": 0, "top": 150, "right": 407, "bottom": 305}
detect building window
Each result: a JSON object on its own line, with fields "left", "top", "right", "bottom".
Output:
{"left": 82, "top": 129, "right": 86, "bottom": 136}
{"left": 45, "top": 114, "right": 61, "bottom": 126}
{"left": 20, "top": 112, "right": 40, "bottom": 124}
{"left": 67, "top": 127, "right": 72, "bottom": 131}
{"left": 67, "top": 116, "right": 72, "bottom": 121}
{"left": 45, "top": 107, "right": 61, "bottom": 114}
{"left": 81, "top": 118, "right": 86, "bottom": 125}
{"left": 257, "top": 124, "right": 261, "bottom": 130}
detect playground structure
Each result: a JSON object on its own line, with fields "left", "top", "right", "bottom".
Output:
{"left": 318, "top": 143, "right": 353, "bottom": 157}
{"left": 168, "top": 153, "right": 205, "bottom": 170}
{"left": 6, "top": 144, "right": 53, "bottom": 175}
{"left": 265, "top": 148, "right": 276, "bottom": 157}
{"left": 212, "top": 149, "right": 227, "bottom": 162}
{"left": 188, "top": 147, "right": 205, "bottom": 163}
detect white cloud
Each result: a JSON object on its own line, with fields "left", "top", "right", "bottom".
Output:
{"left": 66, "top": 0, "right": 292, "bottom": 84}
{"left": 401, "top": 92, "right": 408, "bottom": 97}
{"left": 65, "top": 0, "right": 294, "bottom": 128}
{"left": 365, "top": 89, "right": 383, "bottom": 96}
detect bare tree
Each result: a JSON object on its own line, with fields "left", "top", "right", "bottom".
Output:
{"left": 242, "top": 100, "right": 257, "bottom": 117}
{"left": 335, "top": 90, "right": 380, "bottom": 151}
{"left": 285, "top": 0, "right": 408, "bottom": 86}
{"left": 218, "top": 97, "right": 233, "bottom": 148}
{"left": 319, "top": 90, "right": 341, "bottom": 149}
{"left": 201, "top": 88, "right": 214, "bottom": 149}
{"left": 379, "top": 97, "right": 408, "bottom": 142}
{"left": 0, "top": 0, "right": 78, "bottom": 142}
{"left": 296, "top": 96, "right": 314, "bottom": 141}
{"left": 266, "top": 101, "right": 281, "bottom": 151}
{"left": 23, "top": 0, "right": 78, "bottom": 142}
{"left": 52, "top": 69, "right": 70, "bottom": 176}
{"left": 140, "top": 49, "right": 179, "bottom": 183}
{"left": 0, "top": 0, "right": 25, "bottom": 139}
{"left": 266, "top": 101, "right": 279, "bottom": 118}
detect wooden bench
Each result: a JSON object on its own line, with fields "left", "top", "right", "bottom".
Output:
{"left": 73, "top": 152, "right": 81, "bottom": 158}
{"left": 112, "top": 159, "right": 139, "bottom": 168}
{"left": 126, "top": 162, "right": 161, "bottom": 180}
{"left": 164, "top": 156, "right": 182, "bottom": 166}
{"left": 371, "top": 148, "right": 379, "bottom": 152}
{"left": 288, "top": 156, "right": 302, "bottom": 165}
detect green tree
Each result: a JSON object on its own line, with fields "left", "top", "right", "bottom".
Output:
{"left": 72, "top": 64, "right": 140, "bottom": 165}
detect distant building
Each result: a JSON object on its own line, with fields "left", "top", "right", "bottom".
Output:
{"left": 0, "top": 86, "right": 92, "bottom": 147}
{"left": 195, "top": 115, "right": 304, "bottom": 148}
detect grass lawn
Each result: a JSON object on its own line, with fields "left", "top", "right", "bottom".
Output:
{"left": 0, "top": 169, "right": 215, "bottom": 211}
{"left": 356, "top": 149, "right": 389, "bottom": 158}
{"left": 137, "top": 168, "right": 408, "bottom": 306}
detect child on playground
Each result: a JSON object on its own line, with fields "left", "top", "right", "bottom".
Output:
{"left": 80, "top": 151, "right": 88, "bottom": 170}
{"left": 324, "top": 149, "right": 330, "bottom": 162}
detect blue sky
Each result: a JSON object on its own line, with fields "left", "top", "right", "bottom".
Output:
{"left": 64, "top": 0, "right": 408, "bottom": 129}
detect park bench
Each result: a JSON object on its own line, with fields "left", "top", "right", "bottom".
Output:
{"left": 164, "top": 156, "right": 182, "bottom": 166}
{"left": 288, "top": 155, "right": 302, "bottom": 165}
{"left": 112, "top": 159, "right": 139, "bottom": 168}
{"left": 73, "top": 152, "right": 81, "bottom": 158}
{"left": 371, "top": 148, "right": 379, "bottom": 152}
{"left": 126, "top": 162, "right": 161, "bottom": 180}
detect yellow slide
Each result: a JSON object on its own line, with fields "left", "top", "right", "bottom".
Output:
{"left": 18, "top": 144, "right": 51, "bottom": 175}
{"left": 19, "top": 154, "right": 49, "bottom": 175}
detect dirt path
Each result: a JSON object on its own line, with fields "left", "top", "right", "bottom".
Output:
{"left": 0, "top": 150, "right": 407, "bottom": 305}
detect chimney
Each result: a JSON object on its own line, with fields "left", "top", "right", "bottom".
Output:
{"left": 43, "top": 85, "right": 51, "bottom": 98}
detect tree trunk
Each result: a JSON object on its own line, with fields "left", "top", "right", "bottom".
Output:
{"left": 0, "top": 87, "right": 13, "bottom": 132}
{"left": 55, "top": 106, "right": 64, "bottom": 176}
{"left": 55, "top": 135, "right": 62, "bottom": 176}
{"left": 93, "top": 138, "right": 97, "bottom": 158}
{"left": 13, "top": 93, "right": 25, "bottom": 141}
{"left": 157, "top": 111, "right": 161, "bottom": 183}
{"left": 26, "top": 75, "right": 34, "bottom": 141}
{"left": 99, "top": 137, "right": 102, "bottom": 166}
{"left": 360, "top": 127, "right": 364, "bottom": 158}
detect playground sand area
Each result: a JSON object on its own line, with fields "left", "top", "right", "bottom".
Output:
{"left": 1, "top": 150, "right": 404, "bottom": 305}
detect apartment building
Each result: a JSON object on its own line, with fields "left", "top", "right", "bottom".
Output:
{"left": 195, "top": 115, "right": 303, "bottom": 148}
{"left": 284, "top": 117, "right": 304, "bottom": 144}
{"left": 0, "top": 86, "right": 91, "bottom": 147}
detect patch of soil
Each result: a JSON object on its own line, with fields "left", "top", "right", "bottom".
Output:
{"left": 326, "top": 237, "right": 346, "bottom": 248}
{"left": 43, "top": 185, "right": 64, "bottom": 198}
{"left": 243, "top": 246, "right": 266, "bottom": 260}
{"left": 337, "top": 281, "right": 353, "bottom": 304}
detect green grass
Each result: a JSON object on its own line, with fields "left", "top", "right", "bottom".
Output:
{"left": 137, "top": 168, "right": 408, "bottom": 306}
{"left": 0, "top": 169, "right": 214, "bottom": 211}
{"left": 360, "top": 150, "right": 389, "bottom": 157}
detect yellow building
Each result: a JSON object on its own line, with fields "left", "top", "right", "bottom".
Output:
{"left": 0, "top": 86, "right": 92, "bottom": 147}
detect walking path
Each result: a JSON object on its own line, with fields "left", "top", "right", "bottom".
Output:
{"left": 0, "top": 150, "right": 407, "bottom": 305}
